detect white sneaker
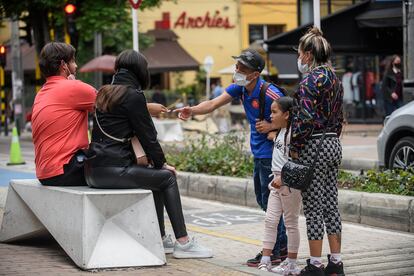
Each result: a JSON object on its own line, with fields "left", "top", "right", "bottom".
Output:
{"left": 162, "top": 235, "right": 174, "bottom": 254}
{"left": 271, "top": 259, "right": 301, "bottom": 275}
{"left": 258, "top": 262, "right": 272, "bottom": 272}
{"left": 172, "top": 237, "right": 213, "bottom": 259}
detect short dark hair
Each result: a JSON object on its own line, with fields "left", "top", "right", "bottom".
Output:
{"left": 115, "top": 50, "right": 150, "bottom": 90}
{"left": 39, "top": 42, "right": 76, "bottom": 77}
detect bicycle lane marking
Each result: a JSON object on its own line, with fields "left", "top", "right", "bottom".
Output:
{"left": 164, "top": 221, "right": 262, "bottom": 246}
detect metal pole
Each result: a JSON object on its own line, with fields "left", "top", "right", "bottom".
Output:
{"left": 11, "top": 17, "right": 25, "bottom": 135}
{"left": 327, "top": 0, "right": 332, "bottom": 15}
{"left": 94, "top": 32, "right": 102, "bottom": 88}
{"left": 403, "top": 0, "right": 414, "bottom": 103}
{"left": 0, "top": 66, "right": 7, "bottom": 136}
{"left": 206, "top": 72, "right": 211, "bottom": 100}
{"left": 132, "top": 8, "right": 139, "bottom": 52}
{"left": 313, "top": 0, "right": 321, "bottom": 29}
{"left": 404, "top": 0, "right": 413, "bottom": 81}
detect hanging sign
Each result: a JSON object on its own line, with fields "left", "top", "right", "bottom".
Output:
{"left": 128, "top": 0, "right": 143, "bottom": 9}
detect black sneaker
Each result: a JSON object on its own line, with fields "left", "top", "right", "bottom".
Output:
{"left": 246, "top": 251, "right": 282, "bottom": 267}
{"left": 300, "top": 259, "right": 325, "bottom": 276}
{"left": 325, "top": 254, "right": 345, "bottom": 276}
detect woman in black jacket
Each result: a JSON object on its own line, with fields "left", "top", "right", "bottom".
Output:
{"left": 85, "top": 49, "right": 212, "bottom": 259}
{"left": 381, "top": 55, "right": 403, "bottom": 116}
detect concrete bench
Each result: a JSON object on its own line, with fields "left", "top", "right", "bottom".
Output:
{"left": 0, "top": 179, "right": 166, "bottom": 270}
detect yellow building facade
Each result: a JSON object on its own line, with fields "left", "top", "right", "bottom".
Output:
{"left": 139, "top": 0, "right": 298, "bottom": 89}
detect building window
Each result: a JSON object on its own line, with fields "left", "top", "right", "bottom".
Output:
{"left": 248, "top": 24, "right": 285, "bottom": 44}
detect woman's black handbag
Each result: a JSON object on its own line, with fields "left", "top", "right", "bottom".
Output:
{"left": 281, "top": 159, "right": 315, "bottom": 191}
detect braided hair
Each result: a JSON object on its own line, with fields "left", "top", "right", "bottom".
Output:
{"left": 275, "top": 97, "right": 294, "bottom": 155}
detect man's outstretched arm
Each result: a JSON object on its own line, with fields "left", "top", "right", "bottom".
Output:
{"left": 174, "top": 92, "right": 233, "bottom": 120}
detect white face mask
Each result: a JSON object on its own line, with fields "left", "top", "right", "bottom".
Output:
{"left": 233, "top": 72, "right": 251, "bottom": 86}
{"left": 297, "top": 58, "right": 309, "bottom": 74}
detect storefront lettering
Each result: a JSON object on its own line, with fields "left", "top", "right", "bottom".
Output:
{"left": 174, "top": 11, "right": 235, "bottom": 29}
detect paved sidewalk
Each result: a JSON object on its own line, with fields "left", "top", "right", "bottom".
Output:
{"left": 1, "top": 197, "right": 414, "bottom": 275}
{"left": 1, "top": 124, "right": 405, "bottom": 275}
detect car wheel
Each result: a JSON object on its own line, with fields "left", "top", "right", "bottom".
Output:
{"left": 388, "top": 136, "right": 414, "bottom": 170}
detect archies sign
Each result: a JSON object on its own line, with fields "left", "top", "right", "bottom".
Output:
{"left": 128, "top": 0, "right": 143, "bottom": 9}
{"left": 174, "top": 11, "right": 235, "bottom": 29}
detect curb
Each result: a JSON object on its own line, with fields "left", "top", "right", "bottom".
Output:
{"left": 177, "top": 172, "right": 414, "bottom": 233}
{"left": 340, "top": 158, "right": 378, "bottom": 171}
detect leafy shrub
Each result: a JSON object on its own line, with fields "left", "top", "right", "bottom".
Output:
{"left": 166, "top": 134, "right": 414, "bottom": 196}
{"left": 339, "top": 169, "right": 414, "bottom": 196}
{"left": 166, "top": 133, "right": 253, "bottom": 178}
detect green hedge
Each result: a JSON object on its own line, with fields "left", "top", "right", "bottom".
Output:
{"left": 166, "top": 133, "right": 253, "bottom": 178}
{"left": 166, "top": 134, "right": 414, "bottom": 196}
{"left": 339, "top": 169, "right": 414, "bottom": 196}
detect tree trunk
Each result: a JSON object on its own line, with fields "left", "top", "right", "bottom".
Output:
{"left": 29, "top": 6, "right": 50, "bottom": 55}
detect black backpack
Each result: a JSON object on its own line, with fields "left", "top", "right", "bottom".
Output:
{"left": 258, "top": 82, "right": 289, "bottom": 120}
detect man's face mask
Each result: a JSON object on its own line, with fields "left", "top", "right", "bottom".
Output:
{"left": 233, "top": 72, "right": 252, "bottom": 87}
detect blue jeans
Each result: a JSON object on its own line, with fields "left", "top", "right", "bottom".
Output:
{"left": 384, "top": 100, "right": 403, "bottom": 116}
{"left": 254, "top": 158, "right": 288, "bottom": 256}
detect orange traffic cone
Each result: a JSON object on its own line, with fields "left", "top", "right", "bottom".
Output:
{"left": 7, "top": 126, "right": 26, "bottom": 165}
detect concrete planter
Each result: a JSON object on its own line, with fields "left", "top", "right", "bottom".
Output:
{"left": 177, "top": 171, "right": 414, "bottom": 233}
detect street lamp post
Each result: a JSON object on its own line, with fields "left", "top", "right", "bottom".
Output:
{"left": 203, "top": 56, "right": 214, "bottom": 100}
{"left": 313, "top": 0, "right": 321, "bottom": 29}
{"left": 129, "top": 0, "right": 143, "bottom": 52}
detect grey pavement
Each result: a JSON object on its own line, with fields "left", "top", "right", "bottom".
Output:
{"left": 0, "top": 196, "right": 414, "bottom": 275}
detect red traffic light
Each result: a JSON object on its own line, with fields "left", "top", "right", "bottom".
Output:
{"left": 0, "top": 45, "right": 6, "bottom": 67}
{"left": 64, "top": 4, "right": 76, "bottom": 14}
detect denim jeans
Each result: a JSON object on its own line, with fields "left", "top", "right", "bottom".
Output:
{"left": 254, "top": 158, "right": 288, "bottom": 256}
{"left": 384, "top": 99, "right": 403, "bottom": 116}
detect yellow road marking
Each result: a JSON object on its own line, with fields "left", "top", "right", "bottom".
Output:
{"left": 165, "top": 222, "right": 261, "bottom": 246}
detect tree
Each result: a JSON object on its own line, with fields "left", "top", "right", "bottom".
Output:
{"left": 0, "top": 0, "right": 165, "bottom": 56}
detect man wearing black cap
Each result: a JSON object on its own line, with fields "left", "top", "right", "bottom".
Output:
{"left": 175, "top": 49, "right": 287, "bottom": 266}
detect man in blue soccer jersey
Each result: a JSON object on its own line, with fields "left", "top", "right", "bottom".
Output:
{"left": 175, "top": 49, "right": 288, "bottom": 266}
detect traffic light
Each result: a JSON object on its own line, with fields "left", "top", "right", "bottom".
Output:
{"left": 0, "top": 45, "right": 6, "bottom": 67}
{"left": 64, "top": 2, "right": 78, "bottom": 47}
{"left": 19, "top": 21, "right": 33, "bottom": 46}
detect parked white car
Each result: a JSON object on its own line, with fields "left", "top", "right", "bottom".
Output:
{"left": 377, "top": 101, "right": 414, "bottom": 170}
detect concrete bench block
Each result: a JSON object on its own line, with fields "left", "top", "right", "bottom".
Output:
{"left": 176, "top": 171, "right": 190, "bottom": 196}
{"left": 215, "top": 176, "right": 248, "bottom": 206}
{"left": 188, "top": 173, "right": 217, "bottom": 201}
{"left": 360, "top": 192, "right": 412, "bottom": 232}
{"left": 338, "top": 189, "right": 362, "bottom": 223}
{"left": 0, "top": 180, "right": 166, "bottom": 270}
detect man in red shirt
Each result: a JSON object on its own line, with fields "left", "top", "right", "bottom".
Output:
{"left": 32, "top": 42, "right": 96, "bottom": 186}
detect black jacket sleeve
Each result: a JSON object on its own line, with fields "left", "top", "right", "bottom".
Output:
{"left": 381, "top": 74, "right": 395, "bottom": 103}
{"left": 124, "top": 89, "right": 166, "bottom": 169}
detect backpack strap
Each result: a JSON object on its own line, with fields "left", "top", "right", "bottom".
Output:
{"left": 259, "top": 82, "right": 270, "bottom": 121}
